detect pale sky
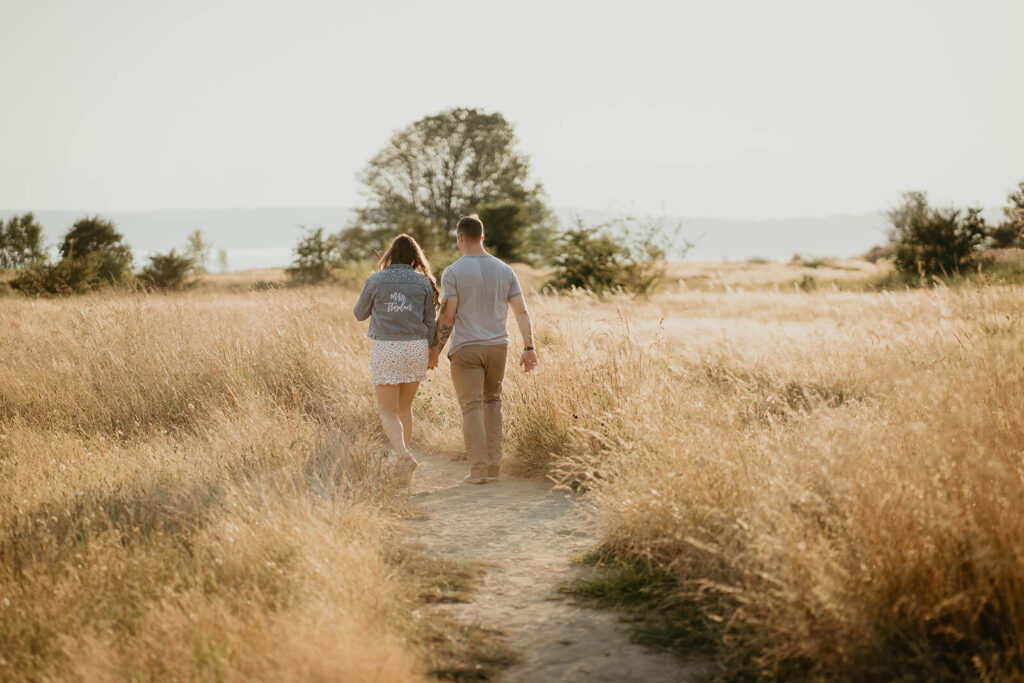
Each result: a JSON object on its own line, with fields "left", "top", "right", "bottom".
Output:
{"left": 1, "top": 0, "right": 1021, "bottom": 219}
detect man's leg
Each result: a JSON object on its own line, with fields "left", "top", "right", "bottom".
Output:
{"left": 482, "top": 345, "right": 508, "bottom": 477}
{"left": 450, "top": 346, "right": 488, "bottom": 480}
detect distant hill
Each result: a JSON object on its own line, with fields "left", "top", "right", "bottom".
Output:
{"left": 2, "top": 205, "right": 996, "bottom": 270}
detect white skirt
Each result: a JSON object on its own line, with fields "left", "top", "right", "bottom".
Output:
{"left": 370, "top": 339, "right": 429, "bottom": 385}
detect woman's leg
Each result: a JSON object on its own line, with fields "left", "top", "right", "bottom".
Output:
{"left": 374, "top": 384, "right": 410, "bottom": 457}
{"left": 398, "top": 381, "right": 421, "bottom": 451}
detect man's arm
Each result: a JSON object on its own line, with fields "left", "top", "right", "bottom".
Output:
{"left": 509, "top": 294, "right": 538, "bottom": 373}
{"left": 428, "top": 296, "right": 458, "bottom": 369}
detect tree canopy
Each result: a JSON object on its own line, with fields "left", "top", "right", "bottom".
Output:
{"left": 58, "top": 215, "right": 134, "bottom": 285}
{"left": 353, "top": 108, "right": 550, "bottom": 257}
{"left": 0, "top": 213, "right": 46, "bottom": 269}
{"left": 60, "top": 216, "right": 125, "bottom": 259}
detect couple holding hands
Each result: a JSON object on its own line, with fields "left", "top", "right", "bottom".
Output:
{"left": 353, "top": 214, "right": 538, "bottom": 485}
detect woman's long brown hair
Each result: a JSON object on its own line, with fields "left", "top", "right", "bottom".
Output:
{"left": 378, "top": 233, "right": 440, "bottom": 309}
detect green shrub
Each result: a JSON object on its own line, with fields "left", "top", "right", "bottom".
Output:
{"left": 889, "top": 191, "right": 987, "bottom": 278}
{"left": 12, "top": 252, "right": 114, "bottom": 295}
{"left": 987, "top": 222, "right": 1023, "bottom": 249}
{"left": 184, "top": 230, "right": 212, "bottom": 274}
{"left": 138, "top": 250, "right": 196, "bottom": 290}
{"left": 548, "top": 216, "right": 684, "bottom": 297}
{"left": 287, "top": 227, "right": 342, "bottom": 284}
{"left": 797, "top": 274, "right": 817, "bottom": 291}
{"left": 862, "top": 244, "right": 895, "bottom": 263}
{"left": 11, "top": 215, "right": 134, "bottom": 295}
{"left": 989, "top": 180, "right": 1024, "bottom": 248}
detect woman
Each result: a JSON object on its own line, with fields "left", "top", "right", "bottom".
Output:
{"left": 353, "top": 234, "right": 439, "bottom": 482}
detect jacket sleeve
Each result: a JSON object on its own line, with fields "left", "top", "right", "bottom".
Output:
{"left": 353, "top": 278, "right": 374, "bottom": 321}
{"left": 423, "top": 283, "right": 437, "bottom": 342}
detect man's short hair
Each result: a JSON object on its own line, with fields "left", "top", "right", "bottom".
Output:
{"left": 456, "top": 214, "right": 484, "bottom": 239}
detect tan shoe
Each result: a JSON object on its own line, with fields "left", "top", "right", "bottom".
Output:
{"left": 462, "top": 474, "right": 487, "bottom": 485}
{"left": 487, "top": 464, "right": 500, "bottom": 480}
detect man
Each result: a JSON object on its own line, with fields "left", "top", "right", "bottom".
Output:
{"left": 428, "top": 214, "right": 538, "bottom": 484}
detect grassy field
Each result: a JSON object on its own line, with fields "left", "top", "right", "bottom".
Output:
{"left": 1, "top": 262, "right": 1022, "bottom": 680}
{"left": 503, "top": 281, "right": 1024, "bottom": 679}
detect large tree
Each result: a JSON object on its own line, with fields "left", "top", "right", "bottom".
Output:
{"left": 354, "top": 108, "right": 548, "bottom": 254}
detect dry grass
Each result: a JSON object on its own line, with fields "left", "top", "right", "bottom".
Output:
{"left": 666, "top": 258, "right": 887, "bottom": 291}
{"left": 499, "top": 285, "right": 1024, "bottom": 680}
{"left": 3, "top": 270, "right": 1022, "bottom": 680}
{"left": 0, "top": 289, "right": 458, "bottom": 681}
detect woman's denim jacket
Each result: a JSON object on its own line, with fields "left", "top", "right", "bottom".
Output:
{"left": 353, "top": 265, "right": 437, "bottom": 341}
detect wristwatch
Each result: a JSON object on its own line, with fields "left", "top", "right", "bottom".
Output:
{"left": 524, "top": 346, "right": 535, "bottom": 351}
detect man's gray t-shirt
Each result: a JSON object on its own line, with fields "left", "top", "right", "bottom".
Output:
{"left": 441, "top": 254, "right": 522, "bottom": 356}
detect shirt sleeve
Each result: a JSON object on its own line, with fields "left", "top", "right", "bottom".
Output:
{"left": 441, "top": 266, "right": 458, "bottom": 299}
{"left": 423, "top": 282, "right": 437, "bottom": 342}
{"left": 353, "top": 277, "right": 374, "bottom": 320}
{"left": 508, "top": 267, "right": 523, "bottom": 300}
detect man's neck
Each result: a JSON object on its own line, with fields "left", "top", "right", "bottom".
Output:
{"left": 462, "top": 241, "right": 487, "bottom": 256}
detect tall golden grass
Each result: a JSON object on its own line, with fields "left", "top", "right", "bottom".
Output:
{"left": 501, "top": 285, "right": 1024, "bottom": 679}
{"left": 0, "top": 291, "right": 440, "bottom": 681}
{"left": 2, "top": 276, "right": 1022, "bottom": 680}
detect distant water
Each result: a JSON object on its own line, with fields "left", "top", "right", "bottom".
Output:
{"left": 220, "top": 247, "right": 293, "bottom": 271}
{"left": 1, "top": 205, "right": 1005, "bottom": 271}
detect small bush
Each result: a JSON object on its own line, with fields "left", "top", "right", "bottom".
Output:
{"left": 184, "top": 230, "right": 212, "bottom": 273}
{"left": 796, "top": 274, "right": 817, "bottom": 291}
{"left": 287, "top": 227, "right": 341, "bottom": 284}
{"left": 989, "top": 180, "right": 1024, "bottom": 248}
{"left": 12, "top": 250, "right": 133, "bottom": 295}
{"left": 138, "top": 250, "right": 196, "bottom": 290}
{"left": 548, "top": 215, "right": 687, "bottom": 297}
{"left": 889, "top": 191, "right": 987, "bottom": 278}
{"left": 862, "top": 244, "right": 895, "bottom": 263}
{"left": 11, "top": 216, "right": 134, "bottom": 296}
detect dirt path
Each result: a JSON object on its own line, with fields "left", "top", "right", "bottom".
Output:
{"left": 407, "top": 452, "right": 708, "bottom": 682}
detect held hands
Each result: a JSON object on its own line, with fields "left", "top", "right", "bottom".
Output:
{"left": 428, "top": 347, "right": 440, "bottom": 370}
{"left": 520, "top": 349, "right": 538, "bottom": 373}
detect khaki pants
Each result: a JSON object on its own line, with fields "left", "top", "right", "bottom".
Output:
{"left": 450, "top": 344, "right": 508, "bottom": 478}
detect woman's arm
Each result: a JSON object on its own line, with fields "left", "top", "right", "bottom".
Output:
{"left": 352, "top": 278, "right": 374, "bottom": 321}
{"left": 423, "top": 284, "right": 437, "bottom": 343}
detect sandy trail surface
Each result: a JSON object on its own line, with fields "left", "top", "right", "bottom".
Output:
{"left": 407, "top": 451, "right": 708, "bottom": 682}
